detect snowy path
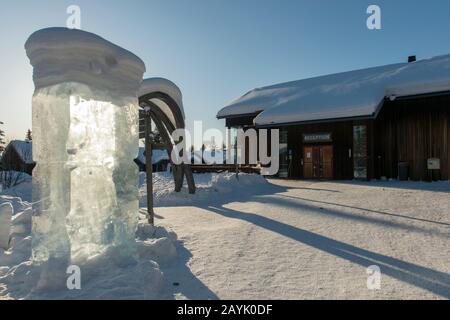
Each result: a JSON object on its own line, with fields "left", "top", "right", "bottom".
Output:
{"left": 156, "top": 178, "right": 450, "bottom": 300}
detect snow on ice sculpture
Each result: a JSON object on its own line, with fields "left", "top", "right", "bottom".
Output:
{"left": 26, "top": 28, "right": 146, "bottom": 274}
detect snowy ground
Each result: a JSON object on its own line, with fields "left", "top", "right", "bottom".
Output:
{"left": 1, "top": 172, "right": 450, "bottom": 299}
{"left": 152, "top": 174, "right": 450, "bottom": 300}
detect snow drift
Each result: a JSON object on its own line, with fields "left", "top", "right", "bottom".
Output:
{"left": 0, "top": 174, "right": 179, "bottom": 299}
{"left": 0, "top": 172, "right": 267, "bottom": 299}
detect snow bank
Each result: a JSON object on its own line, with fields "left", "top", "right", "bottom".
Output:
{"left": 217, "top": 54, "right": 450, "bottom": 126}
{"left": 0, "top": 172, "right": 268, "bottom": 299}
{"left": 0, "top": 177, "right": 180, "bottom": 300}
{"left": 140, "top": 171, "right": 269, "bottom": 207}
{"left": 0, "top": 238, "right": 169, "bottom": 299}
{"left": 0, "top": 209, "right": 179, "bottom": 299}
{"left": 0, "top": 172, "right": 32, "bottom": 205}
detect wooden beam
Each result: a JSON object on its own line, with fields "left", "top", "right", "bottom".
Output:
{"left": 144, "top": 110, "right": 154, "bottom": 225}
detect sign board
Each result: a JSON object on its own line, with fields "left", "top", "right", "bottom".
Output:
{"left": 427, "top": 158, "right": 440, "bottom": 170}
{"left": 303, "top": 133, "right": 332, "bottom": 143}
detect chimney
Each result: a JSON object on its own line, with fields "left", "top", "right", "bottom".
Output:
{"left": 408, "top": 55, "right": 416, "bottom": 63}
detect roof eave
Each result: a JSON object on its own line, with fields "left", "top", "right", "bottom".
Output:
{"left": 255, "top": 114, "right": 377, "bottom": 128}
{"left": 216, "top": 111, "right": 262, "bottom": 120}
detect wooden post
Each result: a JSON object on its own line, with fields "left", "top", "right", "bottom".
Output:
{"left": 144, "top": 110, "right": 154, "bottom": 225}
{"left": 184, "top": 164, "right": 196, "bottom": 194}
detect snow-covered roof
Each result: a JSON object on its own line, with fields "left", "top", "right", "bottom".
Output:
{"left": 217, "top": 54, "right": 450, "bottom": 126}
{"left": 139, "top": 78, "right": 185, "bottom": 127}
{"left": 8, "top": 141, "right": 34, "bottom": 164}
{"left": 136, "top": 148, "right": 170, "bottom": 165}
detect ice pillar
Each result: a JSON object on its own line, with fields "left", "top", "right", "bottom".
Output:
{"left": 26, "top": 28, "right": 146, "bottom": 272}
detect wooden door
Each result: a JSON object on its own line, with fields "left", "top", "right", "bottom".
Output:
{"left": 303, "top": 146, "right": 320, "bottom": 178}
{"left": 321, "top": 145, "right": 333, "bottom": 179}
{"left": 304, "top": 145, "right": 333, "bottom": 179}
{"left": 312, "top": 146, "right": 320, "bottom": 178}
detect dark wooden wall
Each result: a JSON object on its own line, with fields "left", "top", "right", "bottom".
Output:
{"left": 0, "top": 147, "right": 35, "bottom": 175}
{"left": 285, "top": 122, "right": 354, "bottom": 179}
{"left": 222, "top": 94, "right": 450, "bottom": 181}
{"left": 225, "top": 114, "right": 260, "bottom": 128}
{"left": 373, "top": 95, "right": 450, "bottom": 181}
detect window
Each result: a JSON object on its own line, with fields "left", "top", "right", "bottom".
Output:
{"left": 278, "top": 129, "right": 289, "bottom": 178}
{"left": 353, "top": 125, "right": 367, "bottom": 179}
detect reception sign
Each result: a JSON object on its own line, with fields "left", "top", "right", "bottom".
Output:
{"left": 302, "top": 133, "right": 332, "bottom": 143}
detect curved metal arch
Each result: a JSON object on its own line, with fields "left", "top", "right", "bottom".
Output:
{"left": 142, "top": 100, "right": 195, "bottom": 194}
{"left": 141, "top": 101, "right": 184, "bottom": 193}
{"left": 139, "top": 89, "right": 195, "bottom": 194}
{"left": 140, "top": 92, "right": 185, "bottom": 129}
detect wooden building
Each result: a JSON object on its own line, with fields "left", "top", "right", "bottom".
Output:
{"left": 134, "top": 147, "right": 170, "bottom": 172}
{"left": 218, "top": 55, "right": 450, "bottom": 181}
{"left": 0, "top": 140, "right": 35, "bottom": 175}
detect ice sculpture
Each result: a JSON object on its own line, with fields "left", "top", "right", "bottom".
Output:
{"left": 26, "top": 28, "right": 146, "bottom": 282}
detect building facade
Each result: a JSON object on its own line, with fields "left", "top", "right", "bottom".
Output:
{"left": 218, "top": 56, "right": 450, "bottom": 181}
{"left": 0, "top": 140, "right": 35, "bottom": 175}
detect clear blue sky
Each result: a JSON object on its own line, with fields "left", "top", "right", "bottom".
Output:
{"left": 1, "top": 0, "right": 450, "bottom": 140}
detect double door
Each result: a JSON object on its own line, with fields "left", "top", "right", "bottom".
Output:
{"left": 303, "top": 145, "right": 333, "bottom": 179}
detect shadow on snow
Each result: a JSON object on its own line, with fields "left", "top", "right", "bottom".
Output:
{"left": 156, "top": 176, "right": 450, "bottom": 299}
